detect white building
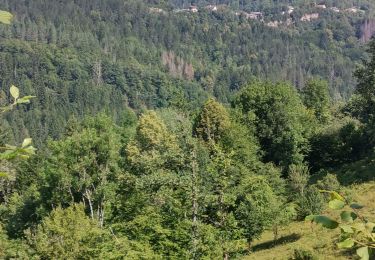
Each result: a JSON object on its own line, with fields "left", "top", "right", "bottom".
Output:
{"left": 248, "top": 12, "right": 263, "bottom": 20}
{"left": 205, "top": 5, "right": 218, "bottom": 12}
{"left": 301, "top": 13, "right": 319, "bottom": 22}
{"left": 149, "top": 7, "right": 166, "bottom": 14}
{"left": 266, "top": 21, "right": 280, "bottom": 28}
{"left": 189, "top": 5, "right": 198, "bottom": 13}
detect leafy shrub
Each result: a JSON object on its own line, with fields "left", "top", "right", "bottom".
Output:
{"left": 291, "top": 248, "right": 318, "bottom": 260}
{"left": 296, "top": 186, "right": 325, "bottom": 220}
{"left": 316, "top": 174, "right": 341, "bottom": 192}
{"left": 288, "top": 164, "right": 310, "bottom": 196}
{"left": 306, "top": 191, "right": 375, "bottom": 260}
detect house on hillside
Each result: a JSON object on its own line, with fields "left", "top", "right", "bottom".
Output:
{"left": 345, "top": 7, "right": 360, "bottom": 13}
{"left": 248, "top": 12, "right": 263, "bottom": 20}
{"left": 316, "top": 4, "right": 327, "bottom": 9}
{"left": 235, "top": 11, "right": 263, "bottom": 20}
{"left": 266, "top": 21, "right": 280, "bottom": 28}
{"left": 149, "top": 7, "right": 166, "bottom": 14}
{"left": 174, "top": 5, "right": 198, "bottom": 13}
{"left": 330, "top": 7, "right": 340, "bottom": 13}
{"left": 189, "top": 5, "right": 198, "bottom": 13}
{"left": 301, "top": 13, "right": 319, "bottom": 22}
{"left": 205, "top": 5, "right": 218, "bottom": 12}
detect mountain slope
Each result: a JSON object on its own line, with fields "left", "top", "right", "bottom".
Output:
{"left": 0, "top": 0, "right": 370, "bottom": 145}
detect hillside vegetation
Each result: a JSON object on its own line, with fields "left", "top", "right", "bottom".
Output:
{"left": 249, "top": 180, "right": 375, "bottom": 259}
{"left": 0, "top": 0, "right": 372, "bottom": 145}
{"left": 0, "top": 1, "right": 375, "bottom": 259}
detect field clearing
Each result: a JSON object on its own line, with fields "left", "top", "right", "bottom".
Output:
{"left": 245, "top": 182, "right": 375, "bottom": 260}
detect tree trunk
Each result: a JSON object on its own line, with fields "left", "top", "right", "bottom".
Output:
{"left": 85, "top": 189, "right": 94, "bottom": 219}
{"left": 191, "top": 149, "right": 199, "bottom": 259}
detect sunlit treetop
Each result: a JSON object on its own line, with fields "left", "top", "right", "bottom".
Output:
{"left": 0, "top": 10, "right": 13, "bottom": 25}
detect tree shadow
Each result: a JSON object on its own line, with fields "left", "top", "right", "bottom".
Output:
{"left": 252, "top": 233, "right": 301, "bottom": 252}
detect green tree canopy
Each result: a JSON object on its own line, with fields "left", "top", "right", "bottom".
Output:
{"left": 0, "top": 10, "right": 12, "bottom": 25}
{"left": 302, "top": 78, "right": 331, "bottom": 123}
{"left": 233, "top": 81, "right": 315, "bottom": 169}
{"left": 26, "top": 204, "right": 156, "bottom": 259}
{"left": 193, "top": 98, "right": 231, "bottom": 143}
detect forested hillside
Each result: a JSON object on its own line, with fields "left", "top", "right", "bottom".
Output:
{"left": 0, "top": 0, "right": 372, "bottom": 145}
{"left": 1, "top": 1, "right": 375, "bottom": 259}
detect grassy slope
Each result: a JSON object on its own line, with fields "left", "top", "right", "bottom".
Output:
{"left": 244, "top": 155, "right": 375, "bottom": 260}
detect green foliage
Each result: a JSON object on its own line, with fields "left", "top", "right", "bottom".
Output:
{"left": 126, "top": 110, "right": 182, "bottom": 173}
{"left": 26, "top": 204, "right": 155, "bottom": 259}
{"left": 0, "top": 10, "right": 12, "bottom": 25}
{"left": 353, "top": 40, "right": 375, "bottom": 122}
{"left": 1, "top": 2, "right": 375, "bottom": 256}
{"left": 233, "top": 81, "right": 315, "bottom": 168}
{"left": 302, "top": 79, "right": 331, "bottom": 123}
{"left": 0, "top": 139, "right": 36, "bottom": 161}
{"left": 0, "top": 225, "right": 34, "bottom": 259}
{"left": 235, "top": 175, "right": 287, "bottom": 244}
{"left": 194, "top": 98, "right": 231, "bottom": 143}
{"left": 306, "top": 191, "right": 375, "bottom": 260}
{"left": 0, "top": 85, "right": 35, "bottom": 114}
{"left": 42, "top": 114, "right": 121, "bottom": 225}
{"left": 287, "top": 164, "right": 325, "bottom": 220}
{"left": 288, "top": 164, "right": 310, "bottom": 195}
{"left": 0, "top": 85, "right": 36, "bottom": 180}
{"left": 0, "top": 0, "right": 367, "bottom": 146}
{"left": 315, "top": 173, "right": 341, "bottom": 192}
{"left": 346, "top": 39, "right": 375, "bottom": 156}
{"left": 286, "top": 164, "right": 326, "bottom": 220}
{"left": 291, "top": 248, "right": 318, "bottom": 260}
{"left": 27, "top": 204, "right": 103, "bottom": 259}
{"left": 308, "top": 116, "right": 364, "bottom": 170}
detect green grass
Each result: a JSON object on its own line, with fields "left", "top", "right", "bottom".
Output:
{"left": 244, "top": 181, "right": 375, "bottom": 260}
{"left": 243, "top": 154, "right": 375, "bottom": 259}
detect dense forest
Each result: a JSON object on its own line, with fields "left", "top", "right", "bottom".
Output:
{"left": 0, "top": 1, "right": 375, "bottom": 259}
{"left": 0, "top": 0, "right": 374, "bottom": 145}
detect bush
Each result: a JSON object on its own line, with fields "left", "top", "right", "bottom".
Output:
{"left": 315, "top": 173, "right": 341, "bottom": 192}
{"left": 296, "top": 186, "right": 325, "bottom": 220}
{"left": 288, "top": 164, "right": 310, "bottom": 196}
{"left": 291, "top": 248, "right": 318, "bottom": 260}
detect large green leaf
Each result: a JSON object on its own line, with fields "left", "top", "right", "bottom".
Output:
{"left": 329, "top": 199, "right": 345, "bottom": 210}
{"left": 320, "top": 190, "right": 345, "bottom": 201}
{"left": 307, "top": 215, "right": 339, "bottom": 229}
{"left": 10, "top": 85, "right": 19, "bottom": 100}
{"left": 22, "top": 138, "right": 32, "bottom": 148}
{"left": 17, "top": 95, "right": 36, "bottom": 104}
{"left": 356, "top": 246, "right": 369, "bottom": 260}
{"left": 0, "top": 10, "right": 12, "bottom": 25}
{"left": 340, "top": 211, "right": 357, "bottom": 223}
{"left": 350, "top": 203, "right": 364, "bottom": 209}
{"left": 305, "top": 215, "right": 316, "bottom": 221}
{"left": 339, "top": 224, "right": 354, "bottom": 234}
{"left": 337, "top": 238, "right": 354, "bottom": 249}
